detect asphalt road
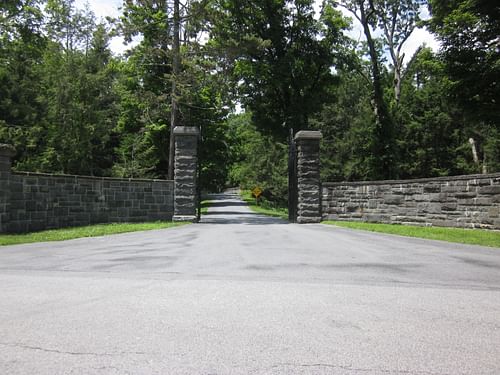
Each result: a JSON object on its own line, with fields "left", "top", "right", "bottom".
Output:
{"left": 1, "top": 192, "right": 499, "bottom": 374}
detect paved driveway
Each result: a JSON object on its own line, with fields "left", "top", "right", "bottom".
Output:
{"left": 1, "top": 192, "right": 499, "bottom": 374}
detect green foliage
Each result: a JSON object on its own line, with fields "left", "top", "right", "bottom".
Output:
{"left": 1, "top": 0, "right": 119, "bottom": 176}
{"left": 0, "top": 0, "right": 46, "bottom": 162}
{"left": 199, "top": 117, "right": 231, "bottom": 192}
{"left": 314, "top": 45, "right": 495, "bottom": 181}
{"left": 200, "top": 200, "right": 211, "bottom": 215}
{"left": 312, "top": 70, "right": 376, "bottom": 181}
{"left": 1, "top": 0, "right": 498, "bottom": 198}
{"left": 182, "top": 47, "right": 231, "bottom": 192}
{"left": 112, "top": 56, "right": 170, "bottom": 178}
{"left": 396, "top": 47, "right": 473, "bottom": 177}
{"left": 428, "top": 0, "right": 500, "bottom": 172}
{"left": 227, "top": 113, "right": 288, "bottom": 205}
{"left": 240, "top": 190, "right": 288, "bottom": 219}
{"left": 428, "top": 0, "right": 499, "bottom": 123}
{"left": 112, "top": 0, "right": 174, "bottom": 178}
{"left": 35, "top": 22, "right": 119, "bottom": 175}
{"left": 114, "top": 0, "right": 230, "bottom": 181}
{"left": 209, "top": 0, "right": 349, "bottom": 140}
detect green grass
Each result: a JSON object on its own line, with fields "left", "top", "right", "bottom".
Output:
{"left": 0, "top": 221, "right": 188, "bottom": 246}
{"left": 241, "top": 190, "right": 289, "bottom": 220}
{"left": 323, "top": 221, "right": 500, "bottom": 248}
{"left": 200, "top": 200, "right": 211, "bottom": 215}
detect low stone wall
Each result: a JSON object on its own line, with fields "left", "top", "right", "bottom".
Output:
{"left": 322, "top": 173, "right": 500, "bottom": 229}
{"left": 2, "top": 171, "right": 174, "bottom": 233}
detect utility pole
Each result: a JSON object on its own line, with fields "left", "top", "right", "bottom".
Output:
{"left": 168, "top": 0, "right": 181, "bottom": 180}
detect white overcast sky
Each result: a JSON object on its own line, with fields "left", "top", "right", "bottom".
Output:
{"left": 75, "top": 0, "right": 439, "bottom": 59}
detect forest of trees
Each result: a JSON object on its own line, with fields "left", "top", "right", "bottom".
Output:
{"left": 1, "top": 0, "right": 499, "bottom": 201}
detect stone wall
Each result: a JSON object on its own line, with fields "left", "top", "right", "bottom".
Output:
{"left": 1, "top": 171, "right": 174, "bottom": 233}
{"left": 0, "top": 145, "right": 16, "bottom": 233}
{"left": 322, "top": 173, "right": 500, "bottom": 229}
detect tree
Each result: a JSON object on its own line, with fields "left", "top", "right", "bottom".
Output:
{"left": 227, "top": 113, "right": 288, "bottom": 204}
{"left": 115, "top": 0, "right": 174, "bottom": 177}
{"left": 330, "top": 0, "right": 394, "bottom": 178}
{"left": 0, "top": 0, "right": 46, "bottom": 164}
{"left": 311, "top": 69, "right": 376, "bottom": 181}
{"left": 428, "top": 0, "right": 500, "bottom": 172}
{"left": 373, "top": 0, "right": 425, "bottom": 104}
{"left": 117, "top": 0, "right": 221, "bottom": 179}
{"left": 396, "top": 47, "right": 473, "bottom": 177}
{"left": 328, "top": 0, "right": 426, "bottom": 178}
{"left": 168, "top": 0, "right": 181, "bottom": 179}
{"left": 34, "top": 0, "right": 118, "bottom": 175}
{"left": 428, "top": 0, "right": 499, "bottom": 123}
{"left": 208, "top": 0, "right": 349, "bottom": 140}
{"left": 112, "top": 54, "right": 171, "bottom": 178}
{"left": 179, "top": 38, "right": 231, "bottom": 192}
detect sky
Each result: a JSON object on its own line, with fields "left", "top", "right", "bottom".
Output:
{"left": 75, "top": 0, "right": 439, "bottom": 59}
{"left": 74, "top": 0, "right": 127, "bottom": 54}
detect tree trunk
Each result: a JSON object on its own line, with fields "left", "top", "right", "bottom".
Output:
{"left": 394, "top": 61, "right": 402, "bottom": 104}
{"left": 168, "top": 0, "right": 181, "bottom": 180}
{"left": 359, "top": 3, "right": 396, "bottom": 179}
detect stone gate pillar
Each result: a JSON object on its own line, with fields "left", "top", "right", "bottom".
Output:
{"left": 0, "top": 144, "right": 15, "bottom": 233}
{"left": 294, "top": 131, "right": 322, "bottom": 223}
{"left": 173, "top": 126, "right": 200, "bottom": 222}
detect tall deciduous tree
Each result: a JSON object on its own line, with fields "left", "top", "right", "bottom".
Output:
{"left": 208, "top": 0, "right": 349, "bottom": 140}
{"left": 329, "top": 0, "right": 425, "bottom": 178}
{"left": 373, "top": 0, "right": 425, "bottom": 104}
{"left": 330, "top": 0, "right": 395, "bottom": 178}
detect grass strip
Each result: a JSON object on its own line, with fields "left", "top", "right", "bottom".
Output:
{"left": 200, "top": 200, "right": 211, "bottom": 215}
{"left": 0, "top": 221, "right": 188, "bottom": 246}
{"left": 240, "top": 190, "right": 288, "bottom": 220}
{"left": 323, "top": 220, "right": 500, "bottom": 248}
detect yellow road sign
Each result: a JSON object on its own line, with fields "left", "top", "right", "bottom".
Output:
{"left": 252, "top": 187, "right": 262, "bottom": 198}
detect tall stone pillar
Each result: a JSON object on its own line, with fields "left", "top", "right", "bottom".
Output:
{"left": 173, "top": 126, "right": 200, "bottom": 222}
{"left": 294, "top": 131, "right": 322, "bottom": 224}
{"left": 0, "top": 144, "right": 15, "bottom": 233}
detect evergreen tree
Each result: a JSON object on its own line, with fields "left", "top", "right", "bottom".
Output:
{"left": 428, "top": 0, "right": 500, "bottom": 173}
{"left": 0, "top": 0, "right": 46, "bottom": 164}
{"left": 36, "top": 0, "right": 117, "bottom": 175}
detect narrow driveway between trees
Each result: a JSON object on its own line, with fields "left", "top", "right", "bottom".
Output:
{"left": 1, "top": 192, "right": 499, "bottom": 374}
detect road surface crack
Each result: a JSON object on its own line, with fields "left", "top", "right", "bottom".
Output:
{"left": 267, "top": 363, "right": 455, "bottom": 375}
{"left": 0, "top": 342, "right": 146, "bottom": 357}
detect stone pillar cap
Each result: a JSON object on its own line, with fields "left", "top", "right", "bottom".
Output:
{"left": 294, "top": 130, "right": 322, "bottom": 140}
{"left": 0, "top": 144, "right": 16, "bottom": 157}
{"left": 173, "top": 126, "right": 200, "bottom": 137}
